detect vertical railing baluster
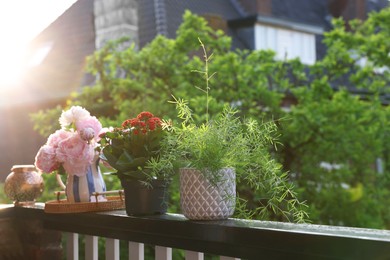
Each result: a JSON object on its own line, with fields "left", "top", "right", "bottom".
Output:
{"left": 66, "top": 232, "right": 79, "bottom": 260}
{"left": 129, "top": 242, "right": 144, "bottom": 260}
{"left": 185, "top": 250, "right": 204, "bottom": 260}
{"left": 220, "top": 256, "right": 241, "bottom": 260}
{"left": 155, "top": 246, "right": 172, "bottom": 260}
{"left": 106, "top": 238, "right": 120, "bottom": 260}
{"left": 85, "top": 235, "right": 98, "bottom": 260}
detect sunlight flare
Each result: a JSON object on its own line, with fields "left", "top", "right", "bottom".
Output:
{"left": 0, "top": 0, "right": 76, "bottom": 89}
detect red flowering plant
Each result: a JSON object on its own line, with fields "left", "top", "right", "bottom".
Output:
{"left": 99, "top": 111, "right": 172, "bottom": 184}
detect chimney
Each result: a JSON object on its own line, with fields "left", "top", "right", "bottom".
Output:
{"left": 256, "top": 0, "right": 271, "bottom": 15}
{"left": 355, "top": 0, "right": 367, "bottom": 20}
{"left": 203, "top": 14, "right": 228, "bottom": 33}
{"left": 328, "top": 0, "right": 367, "bottom": 20}
{"left": 328, "top": 0, "right": 349, "bottom": 17}
{"left": 239, "top": 0, "right": 272, "bottom": 15}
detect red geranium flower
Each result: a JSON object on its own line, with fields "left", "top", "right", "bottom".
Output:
{"left": 137, "top": 111, "right": 154, "bottom": 121}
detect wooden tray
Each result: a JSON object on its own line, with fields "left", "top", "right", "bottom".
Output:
{"left": 44, "top": 191, "right": 125, "bottom": 214}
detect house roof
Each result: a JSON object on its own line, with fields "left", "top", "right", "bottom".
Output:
{"left": 138, "top": 0, "right": 335, "bottom": 58}
{"left": 271, "top": 0, "right": 330, "bottom": 28}
{"left": 138, "top": 0, "right": 244, "bottom": 48}
{"left": 228, "top": 14, "right": 324, "bottom": 34}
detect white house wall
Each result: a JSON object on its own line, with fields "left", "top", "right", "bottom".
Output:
{"left": 255, "top": 24, "right": 316, "bottom": 65}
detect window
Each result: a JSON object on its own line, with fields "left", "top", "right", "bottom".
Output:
{"left": 28, "top": 42, "right": 53, "bottom": 66}
{"left": 255, "top": 24, "right": 316, "bottom": 65}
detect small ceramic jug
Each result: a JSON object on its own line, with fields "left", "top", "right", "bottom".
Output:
{"left": 56, "top": 157, "right": 106, "bottom": 203}
{"left": 4, "top": 165, "right": 44, "bottom": 206}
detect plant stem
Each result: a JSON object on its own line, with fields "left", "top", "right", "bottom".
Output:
{"left": 199, "top": 38, "right": 210, "bottom": 124}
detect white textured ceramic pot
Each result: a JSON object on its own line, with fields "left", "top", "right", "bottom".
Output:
{"left": 179, "top": 168, "right": 236, "bottom": 220}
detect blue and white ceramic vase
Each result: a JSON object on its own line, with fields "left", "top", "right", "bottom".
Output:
{"left": 57, "top": 157, "right": 106, "bottom": 203}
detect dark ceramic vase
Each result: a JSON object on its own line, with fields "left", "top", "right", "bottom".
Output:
{"left": 120, "top": 179, "right": 168, "bottom": 216}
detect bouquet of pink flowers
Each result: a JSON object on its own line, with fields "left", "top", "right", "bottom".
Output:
{"left": 35, "top": 106, "right": 102, "bottom": 176}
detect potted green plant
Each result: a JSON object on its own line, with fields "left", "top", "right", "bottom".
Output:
{"left": 98, "top": 111, "right": 173, "bottom": 215}
{"left": 165, "top": 40, "right": 308, "bottom": 221}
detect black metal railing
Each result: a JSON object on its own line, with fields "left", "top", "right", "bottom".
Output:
{"left": 1, "top": 204, "right": 390, "bottom": 259}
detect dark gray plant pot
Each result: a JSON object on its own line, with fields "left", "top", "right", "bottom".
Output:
{"left": 120, "top": 179, "right": 168, "bottom": 216}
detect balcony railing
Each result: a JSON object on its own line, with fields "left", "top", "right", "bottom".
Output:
{"left": 0, "top": 203, "right": 389, "bottom": 259}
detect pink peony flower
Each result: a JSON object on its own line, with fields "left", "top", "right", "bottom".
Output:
{"left": 62, "top": 159, "right": 93, "bottom": 177}
{"left": 35, "top": 145, "right": 60, "bottom": 173}
{"left": 76, "top": 116, "right": 102, "bottom": 141}
{"left": 34, "top": 106, "right": 103, "bottom": 176}
{"left": 56, "top": 133, "right": 95, "bottom": 176}
{"left": 59, "top": 106, "right": 90, "bottom": 128}
{"left": 47, "top": 129, "right": 73, "bottom": 148}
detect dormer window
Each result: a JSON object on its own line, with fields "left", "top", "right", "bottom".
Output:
{"left": 254, "top": 17, "right": 322, "bottom": 65}
{"left": 255, "top": 24, "right": 317, "bottom": 65}
{"left": 229, "top": 16, "right": 323, "bottom": 65}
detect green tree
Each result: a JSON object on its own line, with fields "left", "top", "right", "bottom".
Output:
{"left": 280, "top": 8, "right": 390, "bottom": 228}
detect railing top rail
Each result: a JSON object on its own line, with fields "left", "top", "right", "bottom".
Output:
{"left": 2, "top": 204, "right": 390, "bottom": 259}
